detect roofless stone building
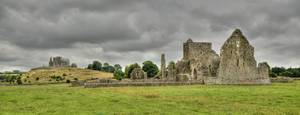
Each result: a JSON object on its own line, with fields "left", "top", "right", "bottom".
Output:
{"left": 168, "top": 29, "right": 271, "bottom": 84}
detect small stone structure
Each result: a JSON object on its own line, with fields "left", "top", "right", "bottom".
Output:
{"left": 49, "top": 56, "right": 70, "bottom": 67}
{"left": 130, "top": 68, "right": 147, "bottom": 80}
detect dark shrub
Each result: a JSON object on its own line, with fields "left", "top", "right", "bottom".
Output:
{"left": 63, "top": 73, "right": 67, "bottom": 76}
{"left": 66, "top": 79, "right": 71, "bottom": 83}
{"left": 270, "top": 73, "right": 277, "bottom": 78}
{"left": 17, "top": 77, "right": 22, "bottom": 85}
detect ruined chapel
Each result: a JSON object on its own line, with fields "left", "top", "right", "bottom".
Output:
{"left": 161, "top": 29, "right": 271, "bottom": 84}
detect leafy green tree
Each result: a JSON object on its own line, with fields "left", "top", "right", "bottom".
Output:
{"left": 271, "top": 67, "right": 300, "bottom": 78}
{"left": 102, "top": 62, "right": 109, "bottom": 72}
{"left": 124, "top": 66, "right": 129, "bottom": 78}
{"left": 16, "top": 76, "right": 22, "bottom": 85}
{"left": 286, "top": 68, "right": 300, "bottom": 77}
{"left": 271, "top": 67, "right": 286, "bottom": 76}
{"left": 71, "top": 63, "right": 77, "bottom": 68}
{"left": 280, "top": 71, "right": 293, "bottom": 77}
{"left": 114, "top": 64, "right": 122, "bottom": 71}
{"left": 6, "top": 75, "right": 17, "bottom": 84}
{"left": 114, "top": 69, "right": 124, "bottom": 80}
{"left": 269, "top": 73, "right": 277, "bottom": 78}
{"left": 0, "top": 74, "right": 4, "bottom": 81}
{"left": 87, "top": 64, "right": 93, "bottom": 69}
{"left": 142, "top": 61, "right": 159, "bottom": 78}
{"left": 92, "top": 61, "right": 102, "bottom": 71}
{"left": 87, "top": 61, "right": 102, "bottom": 70}
{"left": 101, "top": 63, "right": 116, "bottom": 73}
{"left": 107, "top": 66, "right": 115, "bottom": 73}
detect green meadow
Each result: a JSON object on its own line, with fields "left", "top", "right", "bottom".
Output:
{"left": 0, "top": 81, "right": 300, "bottom": 115}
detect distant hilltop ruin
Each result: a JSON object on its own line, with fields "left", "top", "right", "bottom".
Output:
{"left": 160, "top": 29, "right": 270, "bottom": 84}
{"left": 49, "top": 56, "right": 77, "bottom": 68}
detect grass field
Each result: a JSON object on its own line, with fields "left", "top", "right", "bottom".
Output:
{"left": 0, "top": 81, "right": 299, "bottom": 115}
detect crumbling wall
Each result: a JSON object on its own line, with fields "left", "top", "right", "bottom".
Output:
{"left": 218, "top": 29, "right": 270, "bottom": 84}
{"left": 257, "top": 62, "right": 271, "bottom": 84}
{"left": 167, "top": 61, "right": 176, "bottom": 81}
{"left": 176, "top": 60, "right": 190, "bottom": 81}
{"left": 177, "top": 39, "right": 220, "bottom": 81}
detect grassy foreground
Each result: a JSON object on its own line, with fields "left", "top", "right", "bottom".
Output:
{"left": 0, "top": 81, "right": 300, "bottom": 115}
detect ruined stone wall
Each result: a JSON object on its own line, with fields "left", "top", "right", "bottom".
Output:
{"left": 176, "top": 60, "right": 190, "bottom": 81}
{"left": 183, "top": 39, "right": 213, "bottom": 60}
{"left": 218, "top": 29, "right": 270, "bottom": 84}
{"left": 167, "top": 61, "right": 176, "bottom": 81}
{"left": 257, "top": 62, "right": 271, "bottom": 84}
{"left": 177, "top": 39, "right": 220, "bottom": 81}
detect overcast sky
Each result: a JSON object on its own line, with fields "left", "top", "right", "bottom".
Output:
{"left": 0, "top": 0, "right": 300, "bottom": 71}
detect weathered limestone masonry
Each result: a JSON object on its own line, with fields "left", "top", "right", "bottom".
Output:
{"left": 167, "top": 62, "right": 176, "bottom": 81}
{"left": 161, "top": 54, "right": 166, "bottom": 79}
{"left": 49, "top": 56, "right": 70, "bottom": 67}
{"left": 171, "top": 29, "right": 270, "bottom": 84}
{"left": 176, "top": 38, "right": 220, "bottom": 82}
{"left": 130, "top": 68, "right": 147, "bottom": 80}
{"left": 218, "top": 29, "right": 270, "bottom": 84}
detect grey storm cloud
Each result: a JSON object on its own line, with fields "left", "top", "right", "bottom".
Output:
{"left": 0, "top": 0, "right": 300, "bottom": 71}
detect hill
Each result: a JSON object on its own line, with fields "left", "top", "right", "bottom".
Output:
{"left": 21, "top": 67, "right": 113, "bottom": 84}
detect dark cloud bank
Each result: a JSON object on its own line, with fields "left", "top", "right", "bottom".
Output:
{"left": 0, "top": 0, "right": 300, "bottom": 71}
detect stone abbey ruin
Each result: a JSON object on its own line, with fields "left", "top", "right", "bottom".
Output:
{"left": 161, "top": 29, "right": 270, "bottom": 84}
{"left": 83, "top": 29, "right": 271, "bottom": 87}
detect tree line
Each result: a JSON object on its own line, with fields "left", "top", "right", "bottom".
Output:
{"left": 270, "top": 67, "right": 300, "bottom": 78}
{"left": 87, "top": 61, "right": 121, "bottom": 73}
{"left": 0, "top": 70, "right": 24, "bottom": 84}
{"left": 87, "top": 60, "right": 159, "bottom": 80}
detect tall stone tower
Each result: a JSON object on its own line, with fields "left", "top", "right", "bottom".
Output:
{"left": 161, "top": 53, "right": 166, "bottom": 79}
{"left": 218, "top": 29, "right": 269, "bottom": 84}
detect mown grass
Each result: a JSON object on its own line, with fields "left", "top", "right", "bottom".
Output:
{"left": 0, "top": 81, "right": 300, "bottom": 115}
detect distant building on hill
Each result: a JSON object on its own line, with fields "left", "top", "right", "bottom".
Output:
{"left": 49, "top": 56, "right": 70, "bottom": 67}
